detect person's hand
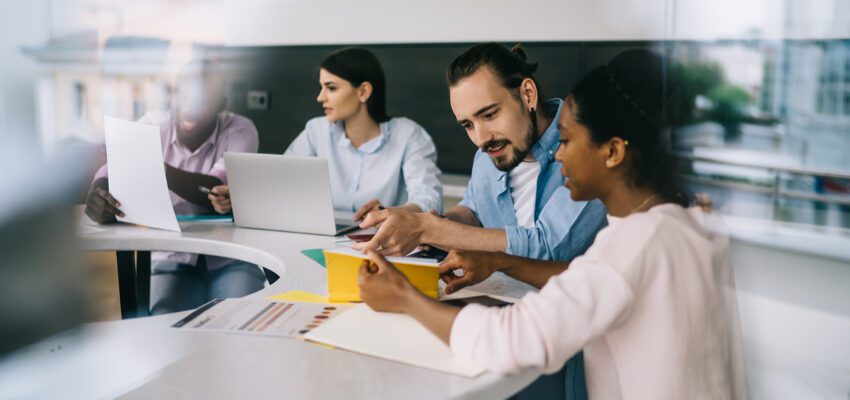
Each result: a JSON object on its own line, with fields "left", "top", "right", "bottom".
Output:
{"left": 358, "top": 250, "right": 418, "bottom": 313}
{"left": 439, "top": 250, "right": 504, "bottom": 294}
{"left": 208, "top": 185, "right": 231, "bottom": 214}
{"left": 354, "top": 199, "right": 384, "bottom": 221}
{"left": 352, "top": 208, "right": 427, "bottom": 256}
{"left": 84, "top": 180, "right": 124, "bottom": 224}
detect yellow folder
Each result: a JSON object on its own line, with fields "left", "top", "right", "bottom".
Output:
{"left": 323, "top": 247, "right": 440, "bottom": 302}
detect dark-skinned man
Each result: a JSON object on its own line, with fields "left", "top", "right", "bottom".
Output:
{"left": 85, "top": 59, "right": 264, "bottom": 315}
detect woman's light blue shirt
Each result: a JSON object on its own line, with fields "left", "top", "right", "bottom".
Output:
{"left": 285, "top": 116, "right": 442, "bottom": 213}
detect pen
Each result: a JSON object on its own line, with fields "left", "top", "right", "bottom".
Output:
{"left": 198, "top": 186, "right": 227, "bottom": 197}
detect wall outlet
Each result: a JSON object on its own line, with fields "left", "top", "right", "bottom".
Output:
{"left": 247, "top": 90, "right": 269, "bottom": 110}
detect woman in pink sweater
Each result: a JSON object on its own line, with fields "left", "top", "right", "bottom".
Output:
{"left": 358, "top": 49, "right": 747, "bottom": 399}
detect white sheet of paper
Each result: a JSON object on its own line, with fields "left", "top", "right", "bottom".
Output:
{"left": 104, "top": 116, "right": 181, "bottom": 232}
{"left": 304, "top": 303, "right": 486, "bottom": 377}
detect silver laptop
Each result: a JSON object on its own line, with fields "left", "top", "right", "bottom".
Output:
{"left": 224, "top": 153, "right": 360, "bottom": 236}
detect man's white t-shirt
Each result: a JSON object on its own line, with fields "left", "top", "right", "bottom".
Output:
{"left": 509, "top": 160, "right": 541, "bottom": 228}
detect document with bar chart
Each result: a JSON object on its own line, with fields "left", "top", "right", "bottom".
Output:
{"left": 171, "top": 298, "right": 352, "bottom": 338}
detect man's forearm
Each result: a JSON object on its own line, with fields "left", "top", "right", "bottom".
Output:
{"left": 164, "top": 164, "right": 222, "bottom": 208}
{"left": 420, "top": 213, "right": 508, "bottom": 252}
{"left": 399, "top": 203, "right": 423, "bottom": 213}
{"left": 443, "top": 205, "right": 481, "bottom": 226}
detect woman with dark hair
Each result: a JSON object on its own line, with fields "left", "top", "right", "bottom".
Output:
{"left": 285, "top": 47, "right": 442, "bottom": 218}
{"left": 357, "top": 49, "right": 746, "bottom": 399}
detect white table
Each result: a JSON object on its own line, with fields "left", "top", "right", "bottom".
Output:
{"left": 0, "top": 219, "right": 540, "bottom": 399}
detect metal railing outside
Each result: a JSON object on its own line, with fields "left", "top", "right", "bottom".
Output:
{"left": 675, "top": 152, "right": 850, "bottom": 207}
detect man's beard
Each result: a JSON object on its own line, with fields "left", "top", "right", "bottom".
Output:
{"left": 484, "top": 109, "right": 539, "bottom": 172}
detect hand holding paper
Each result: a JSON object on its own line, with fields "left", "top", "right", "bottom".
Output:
{"left": 104, "top": 116, "right": 180, "bottom": 232}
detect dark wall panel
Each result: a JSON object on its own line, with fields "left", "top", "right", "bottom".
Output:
{"left": 219, "top": 42, "right": 659, "bottom": 174}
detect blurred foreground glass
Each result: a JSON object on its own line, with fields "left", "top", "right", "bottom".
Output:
{"left": 0, "top": 138, "right": 90, "bottom": 355}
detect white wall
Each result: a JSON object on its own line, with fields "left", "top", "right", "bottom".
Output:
{"left": 220, "top": 0, "right": 670, "bottom": 45}
{"left": 231, "top": 0, "right": 849, "bottom": 44}
{"left": 80, "top": 0, "right": 668, "bottom": 45}
{"left": 731, "top": 239, "right": 850, "bottom": 398}
{"left": 26, "top": 1, "right": 850, "bottom": 52}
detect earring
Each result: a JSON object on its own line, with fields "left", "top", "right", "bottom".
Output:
{"left": 624, "top": 140, "right": 630, "bottom": 146}
{"left": 606, "top": 160, "right": 613, "bottom": 167}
